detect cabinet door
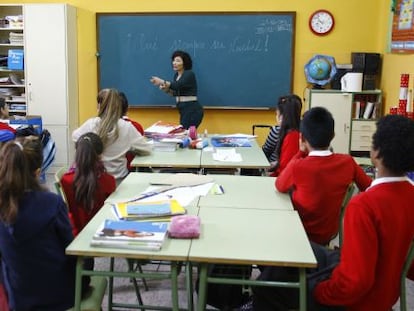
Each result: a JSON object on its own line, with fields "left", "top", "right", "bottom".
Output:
{"left": 24, "top": 4, "right": 68, "bottom": 125}
{"left": 309, "top": 92, "right": 352, "bottom": 154}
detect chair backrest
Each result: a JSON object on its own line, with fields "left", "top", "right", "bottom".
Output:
{"left": 338, "top": 183, "right": 357, "bottom": 247}
{"left": 400, "top": 239, "right": 414, "bottom": 311}
{"left": 54, "top": 167, "right": 68, "bottom": 204}
{"left": 55, "top": 166, "right": 68, "bottom": 183}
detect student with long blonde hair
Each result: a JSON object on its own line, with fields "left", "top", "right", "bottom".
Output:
{"left": 72, "top": 88, "right": 152, "bottom": 181}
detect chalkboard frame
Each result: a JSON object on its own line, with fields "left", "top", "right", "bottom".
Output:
{"left": 97, "top": 12, "right": 296, "bottom": 110}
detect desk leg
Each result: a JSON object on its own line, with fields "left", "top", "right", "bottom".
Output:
{"left": 299, "top": 267, "right": 307, "bottom": 311}
{"left": 73, "top": 257, "right": 83, "bottom": 311}
{"left": 108, "top": 257, "right": 115, "bottom": 310}
{"left": 186, "top": 262, "right": 194, "bottom": 311}
{"left": 196, "top": 263, "right": 208, "bottom": 311}
{"left": 171, "top": 261, "right": 180, "bottom": 311}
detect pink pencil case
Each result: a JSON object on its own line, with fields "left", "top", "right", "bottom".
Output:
{"left": 169, "top": 215, "right": 201, "bottom": 239}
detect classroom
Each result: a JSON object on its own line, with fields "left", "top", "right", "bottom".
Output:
{"left": 4, "top": 0, "right": 410, "bottom": 141}
{"left": 1, "top": 0, "right": 414, "bottom": 311}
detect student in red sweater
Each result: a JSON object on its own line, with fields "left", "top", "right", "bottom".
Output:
{"left": 313, "top": 114, "right": 414, "bottom": 310}
{"left": 268, "top": 94, "right": 302, "bottom": 177}
{"left": 61, "top": 132, "right": 116, "bottom": 236}
{"left": 119, "top": 91, "right": 145, "bottom": 171}
{"left": 276, "top": 107, "right": 372, "bottom": 245}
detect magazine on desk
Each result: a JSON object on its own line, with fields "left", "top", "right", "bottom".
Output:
{"left": 90, "top": 219, "right": 169, "bottom": 251}
{"left": 112, "top": 199, "right": 186, "bottom": 221}
{"left": 210, "top": 136, "right": 252, "bottom": 147}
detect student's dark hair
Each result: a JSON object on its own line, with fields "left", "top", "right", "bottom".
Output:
{"left": 275, "top": 94, "right": 302, "bottom": 157}
{"left": 0, "top": 136, "right": 43, "bottom": 224}
{"left": 300, "top": 106, "right": 334, "bottom": 149}
{"left": 119, "top": 91, "right": 128, "bottom": 116}
{"left": 73, "top": 132, "right": 106, "bottom": 213}
{"left": 171, "top": 50, "right": 193, "bottom": 70}
{"left": 372, "top": 115, "right": 414, "bottom": 175}
{"left": 0, "top": 97, "right": 5, "bottom": 110}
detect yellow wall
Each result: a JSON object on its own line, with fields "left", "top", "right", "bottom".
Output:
{"left": 9, "top": 0, "right": 413, "bottom": 143}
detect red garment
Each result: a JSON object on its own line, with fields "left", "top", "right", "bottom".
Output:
{"left": 61, "top": 169, "right": 116, "bottom": 235}
{"left": 123, "top": 116, "right": 144, "bottom": 135}
{"left": 271, "top": 130, "right": 299, "bottom": 177}
{"left": 314, "top": 180, "right": 414, "bottom": 311}
{"left": 123, "top": 116, "right": 144, "bottom": 170}
{"left": 0, "top": 122, "right": 16, "bottom": 133}
{"left": 276, "top": 152, "right": 372, "bottom": 244}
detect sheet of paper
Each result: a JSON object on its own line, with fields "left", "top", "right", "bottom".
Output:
{"left": 212, "top": 148, "right": 243, "bottom": 162}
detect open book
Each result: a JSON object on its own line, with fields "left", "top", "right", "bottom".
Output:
{"left": 90, "top": 219, "right": 169, "bottom": 250}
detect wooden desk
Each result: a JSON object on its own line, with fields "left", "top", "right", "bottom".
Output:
{"left": 201, "top": 138, "right": 270, "bottom": 170}
{"left": 131, "top": 147, "right": 201, "bottom": 169}
{"left": 198, "top": 174, "right": 293, "bottom": 210}
{"left": 189, "top": 207, "right": 317, "bottom": 311}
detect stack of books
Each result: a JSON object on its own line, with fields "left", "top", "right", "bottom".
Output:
{"left": 144, "top": 120, "right": 185, "bottom": 137}
{"left": 90, "top": 219, "right": 169, "bottom": 251}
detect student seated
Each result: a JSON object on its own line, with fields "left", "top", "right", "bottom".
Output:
{"left": 0, "top": 136, "right": 89, "bottom": 310}
{"left": 119, "top": 91, "right": 145, "bottom": 171}
{"left": 242, "top": 112, "right": 414, "bottom": 311}
{"left": 61, "top": 132, "right": 116, "bottom": 236}
{"left": 262, "top": 94, "right": 302, "bottom": 175}
{"left": 313, "top": 114, "right": 414, "bottom": 310}
{"left": 72, "top": 88, "right": 152, "bottom": 182}
{"left": 275, "top": 106, "right": 372, "bottom": 245}
{"left": 268, "top": 94, "right": 302, "bottom": 177}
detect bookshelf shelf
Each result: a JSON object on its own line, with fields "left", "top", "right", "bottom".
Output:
{"left": 0, "top": 4, "right": 25, "bottom": 116}
{"left": 305, "top": 88, "right": 382, "bottom": 156}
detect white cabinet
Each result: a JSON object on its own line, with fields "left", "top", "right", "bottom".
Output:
{"left": 24, "top": 4, "right": 78, "bottom": 169}
{"left": 305, "top": 89, "right": 382, "bottom": 155}
{"left": 0, "top": 5, "right": 25, "bottom": 116}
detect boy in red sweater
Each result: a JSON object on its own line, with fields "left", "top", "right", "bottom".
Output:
{"left": 276, "top": 106, "right": 372, "bottom": 245}
{"left": 245, "top": 114, "right": 414, "bottom": 311}
{"left": 313, "top": 114, "right": 414, "bottom": 310}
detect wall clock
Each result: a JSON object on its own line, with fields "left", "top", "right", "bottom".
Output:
{"left": 309, "top": 10, "right": 335, "bottom": 36}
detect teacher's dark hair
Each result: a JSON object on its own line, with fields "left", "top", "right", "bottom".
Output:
{"left": 172, "top": 50, "right": 193, "bottom": 70}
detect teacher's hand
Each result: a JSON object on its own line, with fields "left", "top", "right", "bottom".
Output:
{"left": 150, "top": 76, "right": 164, "bottom": 86}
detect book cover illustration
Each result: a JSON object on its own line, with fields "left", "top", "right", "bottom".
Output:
{"left": 113, "top": 199, "right": 186, "bottom": 220}
{"left": 210, "top": 136, "right": 252, "bottom": 147}
{"left": 93, "top": 219, "right": 169, "bottom": 244}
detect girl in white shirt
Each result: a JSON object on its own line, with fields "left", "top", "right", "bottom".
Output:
{"left": 72, "top": 88, "right": 152, "bottom": 181}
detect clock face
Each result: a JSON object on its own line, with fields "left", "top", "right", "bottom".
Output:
{"left": 309, "top": 10, "right": 334, "bottom": 35}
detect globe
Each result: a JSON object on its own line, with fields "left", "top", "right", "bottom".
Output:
{"left": 308, "top": 58, "right": 331, "bottom": 80}
{"left": 304, "top": 55, "right": 337, "bottom": 87}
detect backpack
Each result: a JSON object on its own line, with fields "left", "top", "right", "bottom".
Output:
{"left": 40, "top": 129, "right": 56, "bottom": 174}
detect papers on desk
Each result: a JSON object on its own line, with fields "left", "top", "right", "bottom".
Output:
{"left": 90, "top": 219, "right": 169, "bottom": 251}
{"left": 212, "top": 148, "right": 243, "bottom": 162}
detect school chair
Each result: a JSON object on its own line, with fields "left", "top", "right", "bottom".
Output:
{"left": 54, "top": 167, "right": 69, "bottom": 204}
{"left": 66, "top": 275, "right": 108, "bottom": 311}
{"left": 400, "top": 239, "right": 414, "bottom": 311}
{"left": 338, "top": 183, "right": 357, "bottom": 248}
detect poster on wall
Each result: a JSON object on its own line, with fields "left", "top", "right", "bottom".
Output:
{"left": 390, "top": 0, "right": 414, "bottom": 53}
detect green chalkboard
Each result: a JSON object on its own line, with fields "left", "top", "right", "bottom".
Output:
{"left": 97, "top": 12, "right": 295, "bottom": 109}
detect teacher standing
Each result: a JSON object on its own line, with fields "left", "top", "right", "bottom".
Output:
{"left": 150, "top": 50, "right": 204, "bottom": 129}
